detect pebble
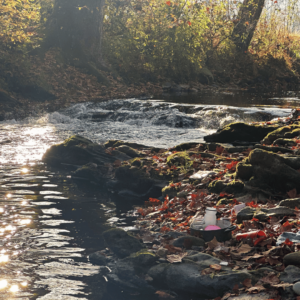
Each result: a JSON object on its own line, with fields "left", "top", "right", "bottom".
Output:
{"left": 293, "top": 282, "right": 300, "bottom": 295}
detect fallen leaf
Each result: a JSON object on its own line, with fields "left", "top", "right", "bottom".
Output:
{"left": 207, "top": 236, "right": 222, "bottom": 250}
{"left": 247, "top": 285, "right": 265, "bottom": 294}
{"left": 155, "top": 290, "right": 175, "bottom": 298}
{"left": 243, "top": 278, "right": 252, "bottom": 288}
{"left": 210, "top": 264, "right": 222, "bottom": 271}
{"left": 259, "top": 273, "right": 280, "bottom": 285}
{"left": 201, "top": 268, "right": 213, "bottom": 275}
{"left": 166, "top": 252, "right": 188, "bottom": 263}
{"left": 237, "top": 244, "right": 252, "bottom": 254}
{"left": 164, "top": 244, "right": 182, "bottom": 254}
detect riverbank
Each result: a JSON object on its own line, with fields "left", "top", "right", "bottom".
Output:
{"left": 40, "top": 108, "right": 300, "bottom": 299}
{"left": 1, "top": 47, "right": 300, "bottom": 122}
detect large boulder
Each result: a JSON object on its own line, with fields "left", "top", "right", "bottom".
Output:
{"left": 236, "top": 149, "right": 300, "bottom": 193}
{"left": 42, "top": 135, "right": 130, "bottom": 166}
{"left": 102, "top": 228, "right": 143, "bottom": 258}
{"left": 204, "top": 122, "right": 279, "bottom": 143}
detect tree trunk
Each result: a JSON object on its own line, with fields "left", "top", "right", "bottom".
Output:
{"left": 46, "top": 0, "right": 105, "bottom": 65}
{"left": 231, "top": 0, "right": 265, "bottom": 52}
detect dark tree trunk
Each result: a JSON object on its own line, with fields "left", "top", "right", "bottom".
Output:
{"left": 231, "top": 0, "right": 265, "bottom": 52}
{"left": 46, "top": 0, "right": 105, "bottom": 65}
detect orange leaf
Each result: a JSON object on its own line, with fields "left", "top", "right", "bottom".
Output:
{"left": 210, "top": 264, "right": 222, "bottom": 271}
{"left": 284, "top": 238, "right": 293, "bottom": 246}
{"left": 166, "top": 1, "right": 171, "bottom": 6}
{"left": 187, "top": 21, "right": 191, "bottom": 26}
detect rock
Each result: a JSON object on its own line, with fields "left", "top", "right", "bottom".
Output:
{"left": 147, "top": 262, "right": 251, "bottom": 299}
{"left": 236, "top": 207, "right": 256, "bottom": 223}
{"left": 171, "top": 142, "right": 199, "bottom": 151}
{"left": 42, "top": 135, "right": 119, "bottom": 166}
{"left": 283, "top": 252, "right": 300, "bottom": 267}
{"left": 280, "top": 265, "right": 300, "bottom": 283}
{"left": 262, "top": 125, "right": 300, "bottom": 144}
{"left": 284, "top": 128, "right": 300, "bottom": 139}
{"left": 73, "top": 163, "right": 107, "bottom": 184}
{"left": 237, "top": 206, "right": 295, "bottom": 223}
{"left": 102, "top": 228, "right": 143, "bottom": 258}
{"left": 182, "top": 253, "right": 221, "bottom": 267}
{"left": 277, "top": 232, "right": 300, "bottom": 246}
{"left": 253, "top": 144, "right": 294, "bottom": 154}
{"left": 104, "top": 140, "right": 152, "bottom": 150}
{"left": 273, "top": 138, "right": 297, "bottom": 146}
{"left": 115, "top": 165, "right": 167, "bottom": 196}
{"left": 208, "top": 180, "right": 244, "bottom": 194}
{"left": 89, "top": 251, "right": 108, "bottom": 265}
{"left": 204, "top": 122, "right": 279, "bottom": 143}
{"left": 293, "top": 282, "right": 300, "bottom": 295}
{"left": 116, "top": 145, "right": 140, "bottom": 158}
{"left": 166, "top": 152, "right": 192, "bottom": 167}
{"left": 279, "top": 198, "right": 300, "bottom": 209}
{"left": 172, "top": 236, "right": 205, "bottom": 248}
{"left": 236, "top": 149, "right": 300, "bottom": 193}
{"left": 156, "top": 248, "right": 168, "bottom": 257}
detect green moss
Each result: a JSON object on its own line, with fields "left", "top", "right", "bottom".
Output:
{"left": 130, "top": 249, "right": 155, "bottom": 258}
{"left": 208, "top": 180, "right": 227, "bottom": 193}
{"left": 166, "top": 152, "right": 192, "bottom": 168}
{"left": 162, "top": 184, "right": 180, "bottom": 198}
{"left": 216, "top": 198, "right": 234, "bottom": 206}
{"left": 63, "top": 135, "right": 93, "bottom": 147}
{"left": 262, "top": 125, "right": 300, "bottom": 144}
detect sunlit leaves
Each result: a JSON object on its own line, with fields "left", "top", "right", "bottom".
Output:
{"left": 0, "top": 0, "right": 40, "bottom": 46}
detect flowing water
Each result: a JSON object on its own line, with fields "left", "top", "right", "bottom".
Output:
{"left": 0, "top": 93, "right": 298, "bottom": 299}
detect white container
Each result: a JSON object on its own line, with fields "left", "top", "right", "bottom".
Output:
{"left": 204, "top": 207, "right": 217, "bottom": 226}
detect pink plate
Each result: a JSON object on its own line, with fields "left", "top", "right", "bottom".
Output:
{"left": 205, "top": 225, "right": 221, "bottom": 231}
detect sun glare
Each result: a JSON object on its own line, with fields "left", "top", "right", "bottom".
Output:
{"left": 0, "top": 280, "right": 8, "bottom": 289}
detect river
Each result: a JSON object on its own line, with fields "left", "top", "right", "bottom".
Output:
{"left": 0, "top": 93, "right": 298, "bottom": 299}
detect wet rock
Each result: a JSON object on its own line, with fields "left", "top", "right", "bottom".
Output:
{"left": 284, "top": 128, "right": 300, "bottom": 139}
{"left": 262, "top": 125, "right": 300, "bottom": 144}
{"left": 116, "top": 145, "right": 140, "bottom": 158}
{"left": 204, "top": 122, "right": 279, "bottom": 143}
{"left": 89, "top": 251, "right": 108, "bottom": 265}
{"left": 102, "top": 228, "right": 143, "bottom": 258}
{"left": 91, "top": 112, "right": 113, "bottom": 121}
{"left": 208, "top": 180, "right": 244, "bottom": 194}
{"left": 182, "top": 253, "right": 220, "bottom": 267}
{"left": 114, "top": 165, "right": 167, "bottom": 196}
{"left": 42, "top": 135, "right": 118, "bottom": 166}
{"left": 156, "top": 248, "right": 168, "bottom": 257}
{"left": 280, "top": 265, "right": 300, "bottom": 283}
{"left": 172, "top": 236, "right": 205, "bottom": 248}
{"left": 279, "top": 198, "right": 300, "bottom": 209}
{"left": 104, "top": 140, "right": 152, "bottom": 150}
{"left": 147, "top": 261, "right": 251, "bottom": 299}
{"left": 236, "top": 149, "right": 300, "bottom": 193}
{"left": 283, "top": 252, "right": 300, "bottom": 267}
{"left": 73, "top": 163, "right": 107, "bottom": 183}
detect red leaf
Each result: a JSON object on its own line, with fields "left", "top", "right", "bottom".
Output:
{"left": 252, "top": 217, "right": 259, "bottom": 222}
{"left": 284, "top": 238, "right": 293, "bottom": 246}
{"left": 187, "top": 21, "right": 191, "bottom": 26}
{"left": 166, "top": 0, "right": 171, "bottom": 6}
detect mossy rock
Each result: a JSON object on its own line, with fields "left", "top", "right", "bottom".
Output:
{"left": 167, "top": 152, "right": 192, "bottom": 168}
{"left": 235, "top": 162, "right": 253, "bottom": 180}
{"left": 262, "top": 125, "right": 300, "bottom": 145}
{"left": 217, "top": 198, "right": 235, "bottom": 206}
{"left": 272, "top": 138, "right": 297, "bottom": 146}
{"left": 171, "top": 142, "right": 199, "bottom": 151}
{"left": 284, "top": 128, "right": 300, "bottom": 139}
{"left": 204, "top": 122, "right": 279, "bottom": 143}
{"left": 102, "top": 228, "right": 143, "bottom": 258}
{"left": 162, "top": 184, "right": 180, "bottom": 198}
{"left": 116, "top": 145, "right": 140, "bottom": 158}
{"left": 279, "top": 198, "right": 300, "bottom": 209}
{"left": 42, "top": 135, "right": 116, "bottom": 166}
{"left": 208, "top": 180, "right": 227, "bottom": 193}
{"left": 208, "top": 180, "right": 244, "bottom": 194}
{"left": 104, "top": 139, "right": 152, "bottom": 150}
